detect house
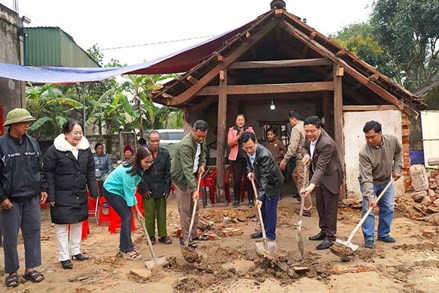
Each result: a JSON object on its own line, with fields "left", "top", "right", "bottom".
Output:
{"left": 150, "top": 4, "right": 427, "bottom": 199}
{"left": 0, "top": 3, "right": 25, "bottom": 132}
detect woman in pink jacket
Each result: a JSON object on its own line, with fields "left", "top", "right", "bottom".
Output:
{"left": 227, "top": 114, "right": 255, "bottom": 208}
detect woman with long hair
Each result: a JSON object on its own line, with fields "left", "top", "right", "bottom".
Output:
{"left": 103, "top": 146, "right": 154, "bottom": 260}
{"left": 44, "top": 120, "right": 98, "bottom": 270}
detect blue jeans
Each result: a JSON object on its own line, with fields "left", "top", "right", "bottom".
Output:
{"left": 103, "top": 188, "right": 134, "bottom": 252}
{"left": 361, "top": 180, "right": 395, "bottom": 241}
{"left": 261, "top": 192, "right": 280, "bottom": 240}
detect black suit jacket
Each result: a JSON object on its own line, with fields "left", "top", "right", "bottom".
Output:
{"left": 246, "top": 144, "right": 284, "bottom": 201}
{"left": 302, "top": 129, "right": 343, "bottom": 194}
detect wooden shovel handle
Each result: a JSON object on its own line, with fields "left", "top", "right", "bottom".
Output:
{"left": 346, "top": 178, "right": 395, "bottom": 243}
{"left": 250, "top": 177, "right": 268, "bottom": 241}
{"left": 185, "top": 171, "right": 203, "bottom": 247}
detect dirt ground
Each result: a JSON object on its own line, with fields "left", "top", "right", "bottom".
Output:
{"left": 1, "top": 190, "right": 439, "bottom": 293}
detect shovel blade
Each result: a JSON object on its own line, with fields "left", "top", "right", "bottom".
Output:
{"left": 298, "top": 235, "right": 304, "bottom": 258}
{"left": 144, "top": 255, "right": 167, "bottom": 269}
{"left": 255, "top": 240, "right": 277, "bottom": 256}
{"left": 335, "top": 238, "right": 359, "bottom": 251}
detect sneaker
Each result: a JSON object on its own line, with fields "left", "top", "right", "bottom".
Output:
{"left": 232, "top": 201, "right": 240, "bottom": 208}
{"left": 377, "top": 235, "right": 396, "bottom": 243}
{"left": 248, "top": 201, "right": 255, "bottom": 208}
{"left": 149, "top": 236, "right": 156, "bottom": 245}
{"left": 251, "top": 231, "right": 263, "bottom": 239}
{"left": 364, "top": 239, "right": 375, "bottom": 249}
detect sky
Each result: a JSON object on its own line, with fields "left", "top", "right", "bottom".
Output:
{"left": 1, "top": 0, "right": 373, "bottom": 66}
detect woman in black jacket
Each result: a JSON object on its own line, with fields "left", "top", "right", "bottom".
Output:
{"left": 44, "top": 120, "right": 97, "bottom": 270}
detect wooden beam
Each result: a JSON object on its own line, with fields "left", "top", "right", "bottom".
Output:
{"left": 216, "top": 70, "right": 228, "bottom": 202}
{"left": 279, "top": 21, "right": 405, "bottom": 113}
{"left": 228, "top": 58, "right": 332, "bottom": 69}
{"left": 333, "top": 64, "right": 346, "bottom": 199}
{"left": 343, "top": 105, "right": 399, "bottom": 111}
{"left": 187, "top": 76, "right": 198, "bottom": 85}
{"left": 190, "top": 96, "right": 217, "bottom": 112}
{"left": 166, "top": 19, "right": 281, "bottom": 106}
{"left": 322, "top": 92, "right": 331, "bottom": 131}
{"left": 196, "top": 81, "right": 334, "bottom": 96}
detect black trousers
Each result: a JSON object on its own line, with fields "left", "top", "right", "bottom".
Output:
{"left": 314, "top": 184, "right": 338, "bottom": 241}
{"left": 230, "top": 157, "right": 254, "bottom": 202}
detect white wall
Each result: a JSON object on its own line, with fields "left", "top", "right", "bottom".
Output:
{"left": 344, "top": 110, "right": 404, "bottom": 198}
{"left": 420, "top": 110, "right": 439, "bottom": 168}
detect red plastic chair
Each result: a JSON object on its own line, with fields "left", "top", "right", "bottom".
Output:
{"left": 98, "top": 196, "right": 110, "bottom": 226}
{"left": 135, "top": 189, "right": 144, "bottom": 215}
{"left": 82, "top": 219, "right": 90, "bottom": 240}
{"left": 108, "top": 205, "right": 136, "bottom": 234}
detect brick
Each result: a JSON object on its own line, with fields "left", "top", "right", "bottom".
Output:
{"left": 231, "top": 229, "right": 243, "bottom": 236}
{"left": 208, "top": 233, "right": 218, "bottom": 240}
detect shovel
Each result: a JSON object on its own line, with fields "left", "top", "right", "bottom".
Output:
{"left": 297, "top": 164, "right": 308, "bottom": 259}
{"left": 331, "top": 178, "right": 395, "bottom": 259}
{"left": 181, "top": 172, "right": 203, "bottom": 263}
{"left": 250, "top": 177, "right": 277, "bottom": 255}
{"left": 139, "top": 219, "right": 167, "bottom": 269}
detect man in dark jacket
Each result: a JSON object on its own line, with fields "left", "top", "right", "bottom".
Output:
{"left": 171, "top": 120, "right": 208, "bottom": 249}
{"left": 138, "top": 130, "right": 172, "bottom": 245}
{"left": 301, "top": 116, "right": 343, "bottom": 250}
{"left": 242, "top": 131, "right": 284, "bottom": 241}
{"left": 0, "top": 108, "right": 48, "bottom": 288}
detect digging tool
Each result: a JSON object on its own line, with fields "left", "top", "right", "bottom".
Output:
{"left": 139, "top": 219, "right": 167, "bottom": 269}
{"left": 331, "top": 178, "right": 395, "bottom": 259}
{"left": 181, "top": 172, "right": 203, "bottom": 263}
{"left": 297, "top": 164, "right": 308, "bottom": 259}
{"left": 250, "top": 177, "right": 277, "bottom": 255}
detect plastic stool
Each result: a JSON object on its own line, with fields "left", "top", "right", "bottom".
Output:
{"left": 108, "top": 205, "right": 136, "bottom": 234}
{"left": 135, "top": 190, "right": 144, "bottom": 215}
{"left": 98, "top": 196, "right": 110, "bottom": 226}
{"left": 82, "top": 219, "right": 90, "bottom": 240}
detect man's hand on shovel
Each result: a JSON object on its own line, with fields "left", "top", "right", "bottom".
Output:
{"left": 300, "top": 183, "right": 315, "bottom": 198}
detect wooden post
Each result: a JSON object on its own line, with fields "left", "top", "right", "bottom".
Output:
{"left": 216, "top": 70, "right": 228, "bottom": 203}
{"left": 322, "top": 92, "right": 331, "bottom": 134}
{"left": 333, "top": 64, "right": 346, "bottom": 199}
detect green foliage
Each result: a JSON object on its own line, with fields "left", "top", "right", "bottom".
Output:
{"left": 370, "top": 0, "right": 439, "bottom": 90}
{"left": 26, "top": 83, "right": 82, "bottom": 136}
{"left": 424, "top": 83, "right": 439, "bottom": 109}
{"left": 330, "top": 23, "right": 398, "bottom": 78}
{"left": 25, "top": 46, "right": 183, "bottom": 138}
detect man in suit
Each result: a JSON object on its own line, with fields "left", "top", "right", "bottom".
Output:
{"left": 241, "top": 132, "right": 284, "bottom": 241}
{"left": 301, "top": 116, "right": 343, "bottom": 250}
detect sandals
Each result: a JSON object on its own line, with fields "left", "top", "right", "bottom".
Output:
{"left": 6, "top": 273, "right": 19, "bottom": 288}
{"left": 121, "top": 250, "right": 142, "bottom": 261}
{"left": 23, "top": 270, "right": 45, "bottom": 283}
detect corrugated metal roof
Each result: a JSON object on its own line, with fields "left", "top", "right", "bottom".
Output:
{"left": 24, "top": 27, "right": 100, "bottom": 67}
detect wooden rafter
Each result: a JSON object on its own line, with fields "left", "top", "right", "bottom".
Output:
{"left": 228, "top": 58, "right": 331, "bottom": 69}
{"left": 164, "top": 18, "right": 282, "bottom": 106}
{"left": 196, "top": 81, "right": 334, "bottom": 96}
{"left": 278, "top": 20, "right": 410, "bottom": 114}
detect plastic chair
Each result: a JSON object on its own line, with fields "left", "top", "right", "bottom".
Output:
{"left": 82, "top": 219, "right": 90, "bottom": 240}
{"left": 135, "top": 190, "right": 144, "bottom": 215}
{"left": 108, "top": 205, "right": 136, "bottom": 234}
{"left": 98, "top": 196, "right": 110, "bottom": 227}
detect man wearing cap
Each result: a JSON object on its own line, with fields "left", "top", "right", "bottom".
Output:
{"left": 0, "top": 108, "right": 48, "bottom": 288}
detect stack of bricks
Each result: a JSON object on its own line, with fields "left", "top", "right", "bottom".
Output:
{"left": 402, "top": 114, "right": 412, "bottom": 190}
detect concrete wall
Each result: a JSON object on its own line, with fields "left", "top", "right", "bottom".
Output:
{"left": 0, "top": 4, "right": 25, "bottom": 122}
{"left": 344, "top": 110, "right": 404, "bottom": 198}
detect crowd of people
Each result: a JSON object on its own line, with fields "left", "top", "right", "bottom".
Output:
{"left": 0, "top": 108, "right": 402, "bottom": 288}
